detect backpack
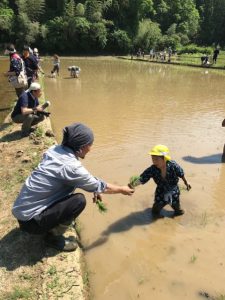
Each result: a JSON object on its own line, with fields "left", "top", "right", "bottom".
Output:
{"left": 9, "top": 57, "right": 28, "bottom": 89}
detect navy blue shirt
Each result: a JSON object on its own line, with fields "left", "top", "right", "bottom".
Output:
{"left": 22, "top": 54, "right": 38, "bottom": 77}
{"left": 140, "top": 160, "right": 184, "bottom": 193}
{"left": 11, "top": 91, "right": 39, "bottom": 118}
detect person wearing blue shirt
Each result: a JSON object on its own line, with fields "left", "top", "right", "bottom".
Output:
{"left": 22, "top": 45, "right": 38, "bottom": 87}
{"left": 11, "top": 82, "right": 48, "bottom": 137}
{"left": 12, "top": 123, "right": 134, "bottom": 251}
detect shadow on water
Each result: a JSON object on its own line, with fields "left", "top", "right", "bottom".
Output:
{"left": 183, "top": 154, "right": 225, "bottom": 164}
{"left": 0, "top": 228, "right": 57, "bottom": 271}
{"left": 63, "top": 77, "right": 81, "bottom": 80}
{"left": 84, "top": 207, "right": 174, "bottom": 252}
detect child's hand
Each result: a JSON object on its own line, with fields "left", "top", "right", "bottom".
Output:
{"left": 186, "top": 183, "right": 191, "bottom": 191}
{"left": 129, "top": 175, "right": 141, "bottom": 188}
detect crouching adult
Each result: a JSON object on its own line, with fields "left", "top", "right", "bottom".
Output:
{"left": 12, "top": 123, "right": 134, "bottom": 251}
{"left": 11, "top": 82, "right": 49, "bottom": 137}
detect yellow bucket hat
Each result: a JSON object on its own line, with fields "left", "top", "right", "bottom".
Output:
{"left": 149, "top": 144, "right": 171, "bottom": 161}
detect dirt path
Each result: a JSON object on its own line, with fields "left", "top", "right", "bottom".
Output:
{"left": 0, "top": 117, "right": 87, "bottom": 300}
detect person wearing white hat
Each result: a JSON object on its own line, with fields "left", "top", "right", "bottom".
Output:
{"left": 11, "top": 82, "right": 50, "bottom": 137}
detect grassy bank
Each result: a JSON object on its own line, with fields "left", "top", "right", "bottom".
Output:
{"left": 118, "top": 50, "right": 225, "bottom": 70}
{"left": 0, "top": 79, "right": 88, "bottom": 299}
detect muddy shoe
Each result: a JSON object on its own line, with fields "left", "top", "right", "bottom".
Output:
{"left": 174, "top": 209, "right": 185, "bottom": 216}
{"left": 44, "top": 233, "right": 77, "bottom": 252}
{"left": 21, "top": 131, "right": 30, "bottom": 138}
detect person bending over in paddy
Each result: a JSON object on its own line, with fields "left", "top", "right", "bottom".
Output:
{"left": 12, "top": 123, "right": 134, "bottom": 252}
{"left": 129, "top": 144, "right": 191, "bottom": 217}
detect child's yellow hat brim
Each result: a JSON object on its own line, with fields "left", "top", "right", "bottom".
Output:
{"left": 148, "top": 144, "right": 171, "bottom": 161}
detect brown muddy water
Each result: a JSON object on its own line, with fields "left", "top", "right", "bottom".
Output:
{"left": 0, "top": 58, "right": 17, "bottom": 123}
{"left": 2, "top": 57, "right": 225, "bottom": 299}
{"left": 44, "top": 57, "right": 225, "bottom": 300}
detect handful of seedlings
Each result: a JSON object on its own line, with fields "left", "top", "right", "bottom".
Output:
{"left": 96, "top": 199, "right": 108, "bottom": 213}
{"left": 128, "top": 175, "right": 141, "bottom": 188}
{"left": 93, "top": 193, "right": 108, "bottom": 213}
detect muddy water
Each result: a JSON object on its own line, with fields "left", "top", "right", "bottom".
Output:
{"left": 0, "top": 58, "right": 17, "bottom": 123}
{"left": 44, "top": 57, "right": 225, "bottom": 300}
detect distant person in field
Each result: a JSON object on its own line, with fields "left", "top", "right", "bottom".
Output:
{"left": 33, "top": 48, "right": 45, "bottom": 77}
{"left": 51, "top": 54, "right": 60, "bottom": 76}
{"left": 213, "top": 48, "right": 220, "bottom": 64}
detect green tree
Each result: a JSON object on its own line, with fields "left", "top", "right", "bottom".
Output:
{"left": 85, "top": 0, "right": 102, "bottom": 22}
{"left": 134, "top": 19, "right": 162, "bottom": 51}
{"left": 108, "top": 29, "right": 131, "bottom": 54}
{"left": 89, "top": 22, "right": 107, "bottom": 51}
{"left": 0, "top": 5, "right": 14, "bottom": 43}
{"left": 139, "top": 0, "right": 155, "bottom": 19}
{"left": 153, "top": 0, "right": 199, "bottom": 39}
{"left": 197, "top": 0, "right": 225, "bottom": 45}
{"left": 75, "top": 3, "right": 85, "bottom": 16}
{"left": 16, "top": 12, "right": 40, "bottom": 44}
{"left": 0, "top": 7, "right": 14, "bottom": 32}
{"left": 44, "top": 16, "right": 65, "bottom": 52}
{"left": 16, "top": 0, "right": 45, "bottom": 21}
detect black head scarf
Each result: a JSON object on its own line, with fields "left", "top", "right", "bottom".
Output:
{"left": 62, "top": 123, "right": 94, "bottom": 152}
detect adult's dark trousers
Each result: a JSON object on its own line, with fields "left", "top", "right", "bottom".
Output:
{"left": 18, "top": 193, "right": 86, "bottom": 235}
{"left": 12, "top": 113, "right": 44, "bottom": 134}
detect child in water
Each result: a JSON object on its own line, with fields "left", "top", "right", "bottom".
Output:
{"left": 51, "top": 54, "right": 60, "bottom": 76}
{"left": 129, "top": 145, "right": 191, "bottom": 217}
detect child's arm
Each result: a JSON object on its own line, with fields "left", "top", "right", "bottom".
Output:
{"left": 128, "top": 166, "right": 153, "bottom": 188}
{"left": 128, "top": 175, "right": 141, "bottom": 188}
{"left": 181, "top": 175, "right": 191, "bottom": 190}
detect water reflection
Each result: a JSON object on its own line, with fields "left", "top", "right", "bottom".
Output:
{"left": 33, "top": 58, "right": 225, "bottom": 300}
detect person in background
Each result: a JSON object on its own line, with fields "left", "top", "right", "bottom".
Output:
{"left": 11, "top": 82, "right": 50, "bottom": 137}
{"left": 129, "top": 144, "right": 191, "bottom": 218}
{"left": 213, "top": 47, "right": 220, "bottom": 64}
{"left": 22, "top": 45, "right": 38, "bottom": 87}
{"left": 12, "top": 123, "right": 134, "bottom": 252}
{"left": 33, "top": 48, "right": 44, "bottom": 78}
{"left": 168, "top": 47, "right": 172, "bottom": 63}
{"left": 33, "top": 48, "right": 40, "bottom": 63}
{"left": 51, "top": 54, "right": 60, "bottom": 76}
{"left": 4, "top": 44, "right": 25, "bottom": 97}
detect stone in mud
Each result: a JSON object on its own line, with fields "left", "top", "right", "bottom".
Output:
{"left": 45, "top": 129, "right": 55, "bottom": 137}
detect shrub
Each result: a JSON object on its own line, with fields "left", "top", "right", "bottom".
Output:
{"left": 177, "top": 44, "right": 213, "bottom": 55}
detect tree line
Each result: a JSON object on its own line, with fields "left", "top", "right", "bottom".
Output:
{"left": 0, "top": 0, "right": 224, "bottom": 55}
